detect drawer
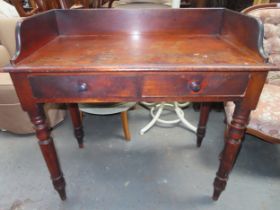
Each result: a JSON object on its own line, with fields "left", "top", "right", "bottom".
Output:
{"left": 142, "top": 72, "right": 250, "bottom": 97}
{"left": 29, "top": 74, "right": 139, "bottom": 99}
{"left": 29, "top": 72, "right": 250, "bottom": 100}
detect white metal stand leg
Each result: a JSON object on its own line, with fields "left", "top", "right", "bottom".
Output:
{"left": 140, "top": 102, "right": 197, "bottom": 135}
{"left": 174, "top": 102, "right": 197, "bottom": 132}
{"left": 140, "top": 103, "right": 164, "bottom": 135}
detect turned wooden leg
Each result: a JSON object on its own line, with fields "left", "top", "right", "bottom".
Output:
{"left": 212, "top": 102, "right": 250, "bottom": 201}
{"left": 29, "top": 104, "right": 66, "bottom": 200}
{"left": 121, "top": 111, "right": 131, "bottom": 141}
{"left": 196, "top": 102, "right": 211, "bottom": 147}
{"left": 68, "top": 103, "right": 84, "bottom": 148}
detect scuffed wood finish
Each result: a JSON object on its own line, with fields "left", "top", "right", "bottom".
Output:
{"left": 16, "top": 35, "right": 263, "bottom": 69}
{"left": 4, "top": 9, "right": 279, "bottom": 201}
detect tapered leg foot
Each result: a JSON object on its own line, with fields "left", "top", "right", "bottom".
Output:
{"left": 212, "top": 189, "right": 221, "bottom": 201}
{"left": 196, "top": 130, "right": 204, "bottom": 147}
{"left": 53, "top": 176, "right": 67, "bottom": 200}
{"left": 74, "top": 126, "right": 84, "bottom": 148}
{"left": 212, "top": 175, "right": 227, "bottom": 201}
{"left": 196, "top": 103, "right": 210, "bottom": 147}
{"left": 68, "top": 103, "right": 84, "bottom": 148}
{"left": 212, "top": 102, "right": 250, "bottom": 200}
{"left": 58, "top": 188, "right": 67, "bottom": 201}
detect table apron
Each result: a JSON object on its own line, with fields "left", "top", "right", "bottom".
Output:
{"left": 27, "top": 72, "right": 250, "bottom": 102}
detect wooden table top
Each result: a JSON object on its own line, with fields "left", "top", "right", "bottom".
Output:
{"left": 4, "top": 9, "right": 277, "bottom": 73}
{"left": 16, "top": 34, "right": 263, "bottom": 70}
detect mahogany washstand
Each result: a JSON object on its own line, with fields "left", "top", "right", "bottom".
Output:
{"left": 3, "top": 9, "right": 279, "bottom": 201}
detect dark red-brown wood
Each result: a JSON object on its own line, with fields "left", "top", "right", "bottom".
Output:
{"left": 28, "top": 103, "right": 66, "bottom": 200}
{"left": 3, "top": 9, "right": 278, "bottom": 201}
{"left": 67, "top": 103, "right": 84, "bottom": 148}
{"left": 196, "top": 102, "right": 211, "bottom": 147}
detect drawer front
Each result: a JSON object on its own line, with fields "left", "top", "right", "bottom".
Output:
{"left": 142, "top": 73, "right": 250, "bottom": 97}
{"left": 29, "top": 75, "right": 139, "bottom": 99}
{"left": 29, "top": 72, "right": 250, "bottom": 100}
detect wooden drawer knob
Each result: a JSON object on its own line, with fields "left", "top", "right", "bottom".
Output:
{"left": 78, "top": 82, "right": 88, "bottom": 92}
{"left": 190, "top": 81, "right": 201, "bottom": 92}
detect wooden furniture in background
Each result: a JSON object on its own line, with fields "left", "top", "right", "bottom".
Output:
{"left": 10, "top": 0, "right": 39, "bottom": 16}
{"left": 254, "top": 0, "right": 280, "bottom": 4}
{"left": 3, "top": 9, "right": 278, "bottom": 201}
{"left": 35, "top": 0, "right": 61, "bottom": 10}
{"left": 191, "top": 0, "right": 207, "bottom": 7}
{"left": 10, "top": 0, "right": 93, "bottom": 16}
{"left": 78, "top": 102, "right": 136, "bottom": 142}
{"left": 243, "top": 2, "right": 279, "bottom": 12}
{"left": 97, "top": 0, "right": 113, "bottom": 7}
{"left": 10, "top": 0, "right": 61, "bottom": 16}
{"left": 254, "top": 0, "right": 270, "bottom": 4}
{"left": 59, "top": 0, "right": 90, "bottom": 9}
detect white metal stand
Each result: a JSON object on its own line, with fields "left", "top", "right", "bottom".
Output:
{"left": 140, "top": 102, "right": 197, "bottom": 135}
{"left": 171, "top": 0, "right": 181, "bottom": 8}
